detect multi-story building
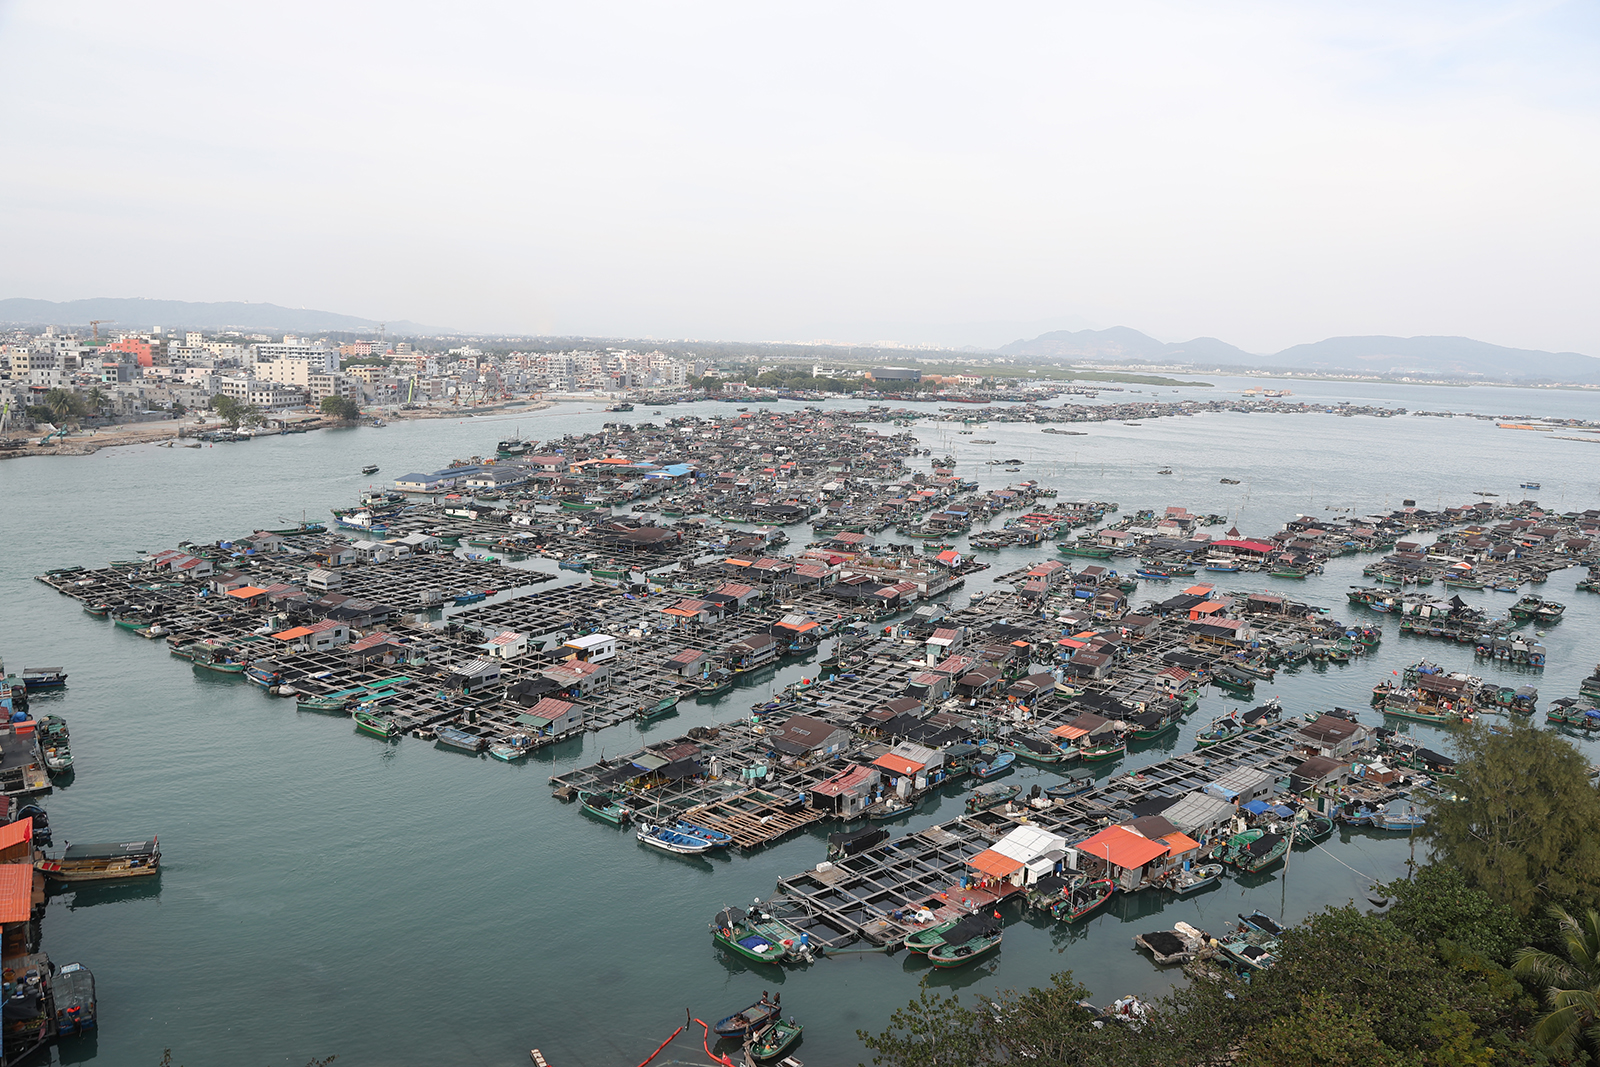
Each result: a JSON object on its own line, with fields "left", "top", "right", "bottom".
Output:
{"left": 307, "top": 372, "right": 361, "bottom": 405}
{"left": 252, "top": 341, "right": 337, "bottom": 373}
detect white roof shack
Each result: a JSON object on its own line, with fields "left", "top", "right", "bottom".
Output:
{"left": 992, "top": 825, "right": 1071, "bottom": 884}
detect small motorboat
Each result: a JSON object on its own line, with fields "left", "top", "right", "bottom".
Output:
{"left": 926, "top": 914, "right": 1003, "bottom": 968}
{"left": 637, "top": 823, "right": 716, "bottom": 855}
{"left": 749, "top": 1017, "right": 804, "bottom": 1061}
{"left": 1044, "top": 774, "right": 1095, "bottom": 800}
{"left": 714, "top": 993, "right": 780, "bottom": 1037}
{"left": 673, "top": 820, "right": 733, "bottom": 849}
{"left": 53, "top": 962, "right": 96, "bottom": 1035}
{"left": 1167, "top": 862, "right": 1223, "bottom": 896}
{"left": 361, "top": 464, "right": 380, "bottom": 475}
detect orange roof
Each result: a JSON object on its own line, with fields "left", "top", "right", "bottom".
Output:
{"left": 0, "top": 864, "right": 31, "bottom": 923}
{"left": 1160, "top": 832, "right": 1202, "bottom": 855}
{"left": 272, "top": 626, "right": 316, "bottom": 640}
{"left": 967, "top": 848, "right": 1024, "bottom": 878}
{"left": 227, "top": 586, "right": 268, "bottom": 598}
{"left": 1050, "top": 723, "right": 1090, "bottom": 740}
{"left": 1076, "top": 826, "right": 1170, "bottom": 870}
{"left": 873, "top": 753, "right": 924, "bottom": 776}
{"left": 0, "top": 819, "right": 31, "bottom": 852}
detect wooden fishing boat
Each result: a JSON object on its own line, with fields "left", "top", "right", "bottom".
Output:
{"left": 1167, "top": 863, "right": 1223, "bottom": 896}
{"left": 578, "top": 790, "right": 632, "bottom": 826}
{"left": 904, "top": 917, "right": 961, "bottom": 954}
{"left": 191, "top": 656, "right": 246, "bottom": 675}
{"left": 714, "top": 995, "right": 779, "bottom": 1038}
{"left": 1052, "top": 877, "right": 1115, "bottom": 921}
{"left": 1044, "top": 773, "right": 1095, "bottom": 800}
{"left": 1078, "top": 738, "right": 1126, "bottom": 762}
{"left": 38, "top": 837, "right": 160, "bottom": 883}
{"left": 1292, "top": 814, "right": 1335, "bottom": 844}
{"left": 926, "top": 914, "right": 1003, "bottom": 967}
{"left": 965, "top": 782, "right": 1020, "bottom": 812}
{"left": 82, "top": 603, "right": 110, "bottom": 618}
{"left": 53, "top": 962, "right": 96, "bottom": 1035}
{"left": 710, "top": 906, "right": 787, "bottom": 964}
{"left": 748, "top": 1018, "right": 803, "bottom": 1061}
{"left": 1194, "top": 715, "right": 1243, "bottom": 748}
{"left": 488, "top": 735, "right": 535, "bottom": 761}
{"left": 1004, "top": 735, "right": 1067, "bottom": 764}
{"left": 297, "top": 693, "right": 355, "bottom": 714}
{"left": 434, "top": 726, "right": 486, "bottom": 753}
{"left": 1219, "top": 829, "right": 1288, "bottom": 873}
{"left": 353, "top": 709, "right": 400, "bottom": 739}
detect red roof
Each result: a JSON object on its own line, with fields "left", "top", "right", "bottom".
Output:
{"left": 873, "top": 752, "right": 925, "bottom": 776}
{"left": 0, "top": 865, "right": 30, "bottom": 924}
{"left": 0, "top": 818, "right": 31, "bottom": 853}
{"left": 1211, "top": 539, "right": 1276, "bottom": 554}
{"left": 525, "top": 697, "right": 576, "bottom": 721}
{"left": 967, "top": 848, "right": 1024, "bottom": 878}
{"left": 812, "top": 764, "right": 878, "bottom": 797}
{"left": 1075, "top": 826, "right": 1172, "bottom": 869}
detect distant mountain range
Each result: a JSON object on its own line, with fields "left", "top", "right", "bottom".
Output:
{"left": 0, "top": 297, "right": 448, "bottom": 336}
{"left": 999, "top": 327, "right": 1600, "bottom": 383}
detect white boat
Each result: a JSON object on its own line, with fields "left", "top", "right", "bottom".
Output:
{"left": 636, "top": 823, "right": 715, "bottom": 855}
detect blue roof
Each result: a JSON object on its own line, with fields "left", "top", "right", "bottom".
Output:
{"left": 1241, "top": 799, "right": 1272, "bottom": 815}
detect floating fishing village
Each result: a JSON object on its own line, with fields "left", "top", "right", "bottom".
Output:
{"left": 15, "top": 399, "right": 1600, "bottom": 1065}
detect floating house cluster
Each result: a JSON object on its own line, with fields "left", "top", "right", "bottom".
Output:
{"left": 32, "top": 405, "right": 1600, "bottom": 984}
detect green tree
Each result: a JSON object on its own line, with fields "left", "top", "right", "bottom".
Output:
{"left": 858, "top": 986, "right": 984, "bottom": 1067}
{"left": 1384, "top": 865, "right": 1526, "bottom": 963}
{"left": 1513, "top": 905, "right": 1600, "bottom": 1054}
{"left": 1237, "top": 992, "right": 1402, "bottom": 1067}
{"left": 1424, "top": 723, "right": 1600, "bottom": 914}
{"left": 210, "top": 394, "right": 242, "bottom": 426}
{"left": 320, "top": 395, "right": 360, "bottom": 421}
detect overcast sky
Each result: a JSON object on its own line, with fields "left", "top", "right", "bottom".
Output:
{"left": 1, "top": 1, "right": 1596, "bottom": 353}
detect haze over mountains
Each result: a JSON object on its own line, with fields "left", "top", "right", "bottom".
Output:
{"left": 0, "top": 297, "right": 443, "bottom": 336}
{"left": 999, "top": 327, "right": 1600, "bottom": 383}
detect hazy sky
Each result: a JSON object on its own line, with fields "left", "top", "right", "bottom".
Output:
{"left": 1, "top": 2, "right": 1597, "bottom": 353}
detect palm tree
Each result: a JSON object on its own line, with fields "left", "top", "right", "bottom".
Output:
{"left": 86, "top": 386, "right": 106, "bottom": 416}
{"left": 1513, "top": 905, "right": 1600, "bottom": 1053}
{"left": 44, "top": 388, "right": 75, "bottom": 423}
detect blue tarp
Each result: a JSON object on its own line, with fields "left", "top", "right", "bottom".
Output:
{"left": 1242, "top": 800, "right": 1271, "bottom": 815}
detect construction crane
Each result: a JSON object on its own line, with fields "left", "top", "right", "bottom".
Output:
{"left": 89, "top": 319, "right": 114, "bottom": 342}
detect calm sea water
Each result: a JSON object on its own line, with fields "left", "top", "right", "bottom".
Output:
{"left": 1, "top": 377, "right": 1596, "bottom": 1066}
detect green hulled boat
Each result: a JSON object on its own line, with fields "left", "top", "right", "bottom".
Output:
{"left": 926, "top": 914, "right": 1003, "bottom": 968}
{"left": 353, "top": 709, "right": 400, "bottom": 739}
{"left": 711, "top": 906, "right": 788, "bottom": 964}
{"left": 1058, "top": 542, "right": 1113, "bottom": 559}
{"left": 904, "top": 917, "right": 961, "bottom": 954}
{"left": 297, "top": 693, "right": 355, "bottom": 714}
{"left": 749, "top": 1018, "right": 803, "bottom": 1061}
{"left": 578, "top": 790, "right": 632, "bottom": 826}
{"left": 1219, "top": 829, "right": 1289, "bottom": 873}
{"left": 113, "top": 615, "right": 152, "bottom": 631}
{"left": 82, "top": 603, "right": 110, "bottom": 618}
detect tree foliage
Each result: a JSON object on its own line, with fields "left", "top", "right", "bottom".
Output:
{"left": 1514, "top": 905, "right": 1600, "bottom": 1055}
{"left": 1385, "top": 864, "right": 1526, "bottom": 963}
{"left": 1424, "top": 723, "right": 1600, "bottom": 915}
{"left": 319, "top": 395, "right": 361, "bottom": 420}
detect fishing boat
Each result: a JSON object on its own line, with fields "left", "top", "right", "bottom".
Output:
{"left": 1292, "top": 814, "right": 1335, "bottom": 844}
{"left": 354, "top": 709, "right": 400, "bottom": 739}
{"left": 1078, "top": 738, "right": 1126, "bottom": 762}
{"left": 112, "top": 614, "right": 152, "bottom": 631}
{"left": 578, "top": 790, "right": 632, "bottom": 826}
{"left": 864, "top": 795, "right": 917, "bottom": 821}
{"left": 18, "top": 667, "right": 66, "bottom": 692}
{"left": 296, "top": 693, "right": 355, "bottom": 714}
{"left": 38, "top": 837, "right": 161, "bottom": 883}
{"left": 710, "top": 906, "right": 787, "bottom": 964}
{"left": 1004, "top": 734, "right": 1067, "bottom": 764}
{"left": 714, "top": 994, "right": 780, "bottom": 1038}
{"left": 42, "top": 721, "right": 73, "bottom": 773}
{"left": 1129, "top": 711, "right": 1178, "bottom": 741}
{"left": 904, "top": 917, "right": 962, "bottom": 954}
{"left": 926, "top": 914, "right": 1003, "bottom": 967}
{"left": 1238, "top": 910, "right": 1284, "bottom": 935}
{"left": 748, "top": 1018, "right": 804, "bottom": 1061}
{"left": 1044, "top": 773, "right": 1095, "bottom": 800}
{"left": 556, "top": 558, "right": 589, "bottom": 572}
{"left": 435, "top": 726, "right": 486, "bottom": 753}
{"left": 361, "top": 464, "right": 380, "bottom": 475}
{"left": 1218, "top": 829, "right": 1288, "bottom": 873}
{"left": 972, "top": 751, "right": 1016, "bottom": 779}
{"left": 487, "top": 735, "right": 535, "bottom": 761}
{"left": 637, "top": 823, "right": 716, "bottom": 855}
{"left": 82, "top": 603, "right": 110, "bottom": 618}
{"left": 1052, "top": 876, "right": 1115, "bottom": 921}
{"left": 965, "top": 782, "right": 1020, "bottom": 812}
{"left": 1167, "top": 863, "right": 1224, "bottom": 896}
{"left": 191, "top": 654, "right": 246, "bottom": 675}
{"left": 1194, "top": 715, "right": 1243, "bottom": 748}
{"left": 1211, "top": 665, "right": 1257, "bottom": 695}
{"left": 52, "top": 963, "right": 96, "bottom": 1035}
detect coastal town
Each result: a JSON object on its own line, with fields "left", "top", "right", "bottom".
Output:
{"left": 9, "top": 396, "right": 1600, "bottom": 1062}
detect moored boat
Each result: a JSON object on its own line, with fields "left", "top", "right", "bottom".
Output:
{"left": 354, "top": 709, "right": 400, "bottom": 739}
{"left": 38, "top": 836, "right": 160, "bottom": 883}
{"left": 965, "top": 782, "right": 1020, "bottom": 813}
{"left": 713, "top": 994, "right": 780, "bottom": 1038}
{"left": 1051, "top": 876, "right": 1115, "bottom": 921}
{"left": 1167, "top": 863, "right": 1223, "bottom": 896}
{"left": 711, "top": 906, "right": 787, "bottom": 964}
{"left": 434, "top": 725, "right": 486, "bottom": 753}
{"left": 748, "top": 1017, "right": 804, "bottom": 1061}
{"left": 637, "top": 823, "right": 716, "bottom": 855}
{"left": 578, "top": 790, "right": 632, "bottom": 826}
{"left": 53, "top": 963, "right": 96, "bottom": 1035}
{"left": 926, "top": 913, "right": 1003, "bottom": 967}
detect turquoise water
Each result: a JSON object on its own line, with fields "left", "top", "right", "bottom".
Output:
{"left": 0, "top": 381, "right": 1596, "bottom": 1066}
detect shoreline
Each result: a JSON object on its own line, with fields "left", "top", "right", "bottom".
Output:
{"left": 0, "top": 399, "right": 560, "bottom": 459}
